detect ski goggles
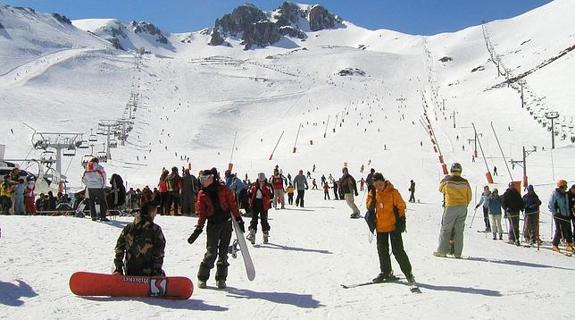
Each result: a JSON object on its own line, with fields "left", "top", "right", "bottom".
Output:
{"left": 199, "top": 174, "right": 213, "bottom": 183}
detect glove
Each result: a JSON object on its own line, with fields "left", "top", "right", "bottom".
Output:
{"left": 236, "top": 217, "right": 245, "bottom": 233}
{"left": 187, "top": 226, "right": 203, "bottom": 244}
{"left": 355, "top": 191, "right": 359, "bottom": 196}
{"left": 475, "top": 204, "right": 480, "bottom": 209}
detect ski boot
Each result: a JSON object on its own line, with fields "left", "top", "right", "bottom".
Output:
{"left": 552, "top": 245, "right": 560, "bottom": 253}
{"left": 372, "top": 272, "right": 398, "bottom": 283}
{"left": 217, "top": 280, "right": 226, "bottom": 289}
{"left": 350, "top": 212, "right": 360, "bottom": 219}
{"left": 566, "top": 244, "right": 574, "bottom": 253}
{"left": 405, "top": 273, "right": 416, "bottom": 286}
{"left": 197, "top": 280, "right": 207, "bottom": 289}
{"left": 433, "top": 251, "right": 447, "bottom": 258}
{"left": 246, "top": 228, "right": 256, "bottom": 245}
{"left": 228, "top": 240, "right": 240, "bottom": 259}
{"left": 263, "top": 231, "right": 269, "bottom": 244}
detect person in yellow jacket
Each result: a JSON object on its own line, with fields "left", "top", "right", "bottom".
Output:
{"left": 434, "top": 163, "right": 472, "bottom": 258}
{"left": 286, "top": 183, "right": 295, "bottom": 205}
{"left": 366, "top": 173, "right": 415, "bottom": 284}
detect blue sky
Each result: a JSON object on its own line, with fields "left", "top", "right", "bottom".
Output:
{"left": 1, "top": 0, "right": 553, "bottom": 35}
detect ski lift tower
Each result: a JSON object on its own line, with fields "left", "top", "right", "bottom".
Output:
{"left": 116, "top": 119, "right": 133, "bottom": 146}
{"left": 98, "top": 120, "right": 119, "bottom": 161}
{"left": 31, "top": 131, "right": 82, "bottom": 180}
{"left": 545, "top": 111, "right": 560, "bottom": 149}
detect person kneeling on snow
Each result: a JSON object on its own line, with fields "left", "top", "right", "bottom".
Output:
{"left": 187, "top": 168, "right": 245, "bottom": 289}
{"left": 113, "top": 202, "right": 166, "bottom": 276}
{"left": 367, "top": 173, "right": 415, "bottom": 284}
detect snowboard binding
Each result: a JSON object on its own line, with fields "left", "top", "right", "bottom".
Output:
{"left": 228, "top": 239, "right": 240, "bottom": 258}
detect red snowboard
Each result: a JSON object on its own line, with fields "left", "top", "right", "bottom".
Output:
{"left": 69, "top": 272, "right": 193, "bottom": 300}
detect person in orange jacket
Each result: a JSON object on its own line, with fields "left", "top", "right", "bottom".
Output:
{"left": 366, "top": 173, "right": 415, "bottom": 285}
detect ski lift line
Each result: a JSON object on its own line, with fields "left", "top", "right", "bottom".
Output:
{"left": 490, "top": 122, "right": 514, "bottom": 181}
{"left": 473, "top": 123, "right": 492, "bottom": 175}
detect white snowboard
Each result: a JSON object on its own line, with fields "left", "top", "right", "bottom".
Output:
{"left": 232, "top": 218, "right": 256, "bottom": 281}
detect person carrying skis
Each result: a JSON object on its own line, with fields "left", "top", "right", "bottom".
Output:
{"left": 286, "top": 183, "right": 295, "bottom": 205}
{"left": 82, "top": 157, "right": 109, "bottom": 221}
{"left": 487, "top": 188, "right": 503, "bottom": 240}
{"left": 474, "top": 186, "right": 492, "bottom": 232}
{"left": 408, "top": 180, "right": 416, "bottom": 203}
{"left": 367, "top": 173, "right": 415, "bottom": 284}
{"left": 522, "top": 185, "right": 542, "bottom": 245}
{"left": 502, "top": 182, "right": 524, "bottom": 246}
{"left": 271, "top": 169, "right": 286, "bottom": 209}
{"left": 434, "top": 163, "right": 471, "bottom": 258}
{"left": 113, "top": 201, "right": 165, "bottom": 276}
{"left": 548, "top": 180, "right": 573, "bottom": 253}
{"left": 247, "top": 173, "right": 273, "bottom": 244}
{"left": 340, "top": 167, "right": 360, "bottom": 218}
{"left": 293, "top": 170, "right": 308, "bottom": 207}
{"left": 323, "top": 182, "right": 330, "bottom": 200}
{"left": 188, "top": 168, "right": 245, "bottom": 289}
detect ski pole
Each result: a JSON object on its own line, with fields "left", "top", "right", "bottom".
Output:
{"left": 469, "top": 185, "right": 479, "bottom": 228}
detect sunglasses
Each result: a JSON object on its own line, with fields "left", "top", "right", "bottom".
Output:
{"left": 199, "top": 174, "right": 213, "bottom": 183}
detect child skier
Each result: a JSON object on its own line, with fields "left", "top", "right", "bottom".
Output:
{"left": 113, "top": 202, "right": 166, "bottom": 276}
{"left": 286, "top": 183, "right": 295, "bottom": 205}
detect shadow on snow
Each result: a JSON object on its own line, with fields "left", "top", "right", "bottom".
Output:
{"left": 0, "top": 280, "right": 38, "bottom": 306}
{"left": 226, "top": 287, "right": 324, "bottom": 308}
{"left": 81, "top": 296, "right": 228, "bottom": 311}
{"left": 257, "top": 242, "right": 333, "bottom": 255}
{"left": 465, "top": 256, "right": 575, "bottom": 271}
{"left": 416, "top": 282, "right": 502, "bottom": 297}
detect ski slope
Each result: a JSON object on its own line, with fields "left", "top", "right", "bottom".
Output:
{"left": 1, "top": 0, "right": 575, "bottom": 319}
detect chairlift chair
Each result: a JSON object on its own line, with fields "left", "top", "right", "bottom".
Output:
{"left": 63, "top": 146, "right": 76, "bottom": 157}
{"left": 89, "top": 134, "right": 98, "bottom": 142}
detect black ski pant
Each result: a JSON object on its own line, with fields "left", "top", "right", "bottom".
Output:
{"left": 198, "top": 221, "right": 233, "bottom": 282}
{"left": 333, "top": 188, "right": 339, "bottom": 200}
{"left": 250, "top": 200, "right": 270, "bottom": 233}
{"left": 165, "top": 191, "right": 180, "bottom": 215}
{"left": 295, "top": 190, "right": 305, "bottom": 207}
{"left": 238, "top": 189, "right": 251, "bottom": 215}
{"left": 409, "top": 192, "right": 415, "bottom": 203}
{"left": 483, "top": 207, "right": 491, "bottom": 230}
{"left": 324, "top": 191, "right": 330, "bottom": 200}
{"left": 524, "top": 212, "right": 539, "bottom": 243}
{"left": 159, "top": 192, "right": 169, "bottom": 215}
{"left": 377, "top": 231, "right": 412, "bottom": 277}
{"left": 507, "top": 211, "right": 520, "bottom": 242}
{"left": 287, "top": 193, "right": 294, "bottom": 205}
{"left": 87, "top": 188, "right": 108, "bottom": 220}
{"left": 553, "top": 216, "right": 573, "bottom": 246}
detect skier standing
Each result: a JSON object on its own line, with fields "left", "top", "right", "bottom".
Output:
{"left": 166, "top": 167, "right": 182, "bottom": 215}
{"left": 548, "top": 180, "right": 573, "bottom": 253}
{"left": 340, "top": 167, "right": 360, "bottom": 218}
{"left": 474, "top": 186, "right": 492, "bottom": 232}
{"left": 333, "top": 179, "right": 339, "bottom": 200}
{"left": 487, "top": 189, "right": 503, "bottom": 240}
{"left": 522, "top": 185, "right": 541, "bottom": 244}
{"left": 366, "top": 168, "right": 376, "bottom": 191}
{"left": 247, "top": 173, "right": 273, "bottom": 244}
{"left": 408, "top": 180, "right": 416, "bottom": 203}
{"left": 270, "top": 169, "right": 286, "bottom": 209}
{"left": 181, "top": 169, "right": 199, "bottom": 216}
{"left": 367, "top": 173, "right": 415, "bottom": 284}
{"left": 158, "top": 169, "right": 169, "bottom": 215}
{"left": 82, "top": 158, "right": 109, "bottom": 221}
{"left": 434, "top": 163, "right": 471, "bottom": 258}
{"left": 113, "top": 202, "right": 165, "bottom": 276}
{"left": 502, "top": 182, "right": 524, "bottom": 245}
{"left": 323, "top": 182, "right": 330, "bottom": 200}
{"left": 286, "top": 183, "right": 295, "bottom": 205}
{"left": 13, "top": 178, "right": 25, "bottom": 215}
{"left": 188, "top": 168, "right": 245, "bottom": 289}
{"left": 312, "top": 179, "right": 318, "bottom": 190}
{"left": 293, "top": 170, "right": 308, "bottom": 207}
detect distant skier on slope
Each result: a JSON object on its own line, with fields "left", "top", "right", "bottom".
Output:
{"left": 187, "top": 168, "right": 245, "bottom": 289}
{"left": 367, "top": 173, "right": 415, "bottom": 285}
{"left": 340, "top": 167, "right": 360, "bottom": 218}
{"left": 434, "top": 163, "right": 471, "bottom": 258}
{"left": 247, "top": 173, "right": 273, "bottom": 245}
{"left": 113, "top": 202, "right": 166, "bottom": 276}
{"left": 408, "top": 180, "right": 416, "bottom": 203}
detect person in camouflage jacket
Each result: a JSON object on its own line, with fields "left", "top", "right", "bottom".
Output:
{"left": 113, "top": 202, "right": 166, "bottom": 276}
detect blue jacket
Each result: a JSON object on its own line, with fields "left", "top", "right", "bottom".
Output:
{"left": 476, "top": 191, "right": 491, "bottom": 208}
{"left": 548, "top": 189, "right": 570, "bottom": 217}
{"left": 487, "top": 195, "right": 503, "bottom": 215}
{"left": 229, "top": 178, "right": 246, "bottom": 193}
{"left": 522, "top": 192, "right": 541, "bottom": 215}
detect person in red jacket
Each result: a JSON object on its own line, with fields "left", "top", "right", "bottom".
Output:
{"left": 157, "top": 169, "right": 169, "bottom": 215}
{"left": 247, "top": 173, "right": 273, "bottom": 244}
{"left": 187, "top": 168, "right": 245, "bottom": 289}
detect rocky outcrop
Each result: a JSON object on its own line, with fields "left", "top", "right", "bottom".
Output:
{"left": 131, "top": 21, "right": 168, "bottom": 44}
{"left": 209, "top": 2, "right": 342, "bottom": 49}
{"left": 52, "top": 13, "right": 71, "bottom": 25}
{"left": 337, "top": 68, "right": 366, "bottom": 76}
{"left": 309, "top": 5, "right": 338, "bottom": 31}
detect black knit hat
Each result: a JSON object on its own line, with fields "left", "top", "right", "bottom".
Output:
{"left": 373, "top": 173, "right": 385, "bottom": 182}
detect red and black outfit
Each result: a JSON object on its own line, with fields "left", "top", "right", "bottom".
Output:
{"left": 195, "top": 181, "right": 242, "bottom": 283}
{"left": 248, "top": 181, "right": 273, "bottom": 233}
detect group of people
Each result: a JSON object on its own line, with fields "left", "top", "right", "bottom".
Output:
{"left": 0, "top": 168, "right": 38, "bottom": 215}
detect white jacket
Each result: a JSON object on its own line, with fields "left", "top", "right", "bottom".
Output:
{"left": 82, "top": 163, "right": 107, "bottom": 189}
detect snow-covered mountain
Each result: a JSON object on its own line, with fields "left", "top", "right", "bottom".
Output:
{"left": 1, "top": 1, "right": 575, "bottom": 318}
